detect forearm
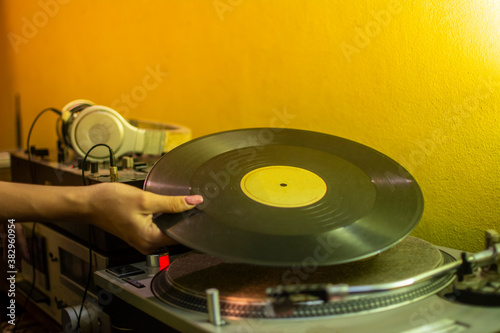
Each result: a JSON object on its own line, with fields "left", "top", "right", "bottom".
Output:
{"left": 0, "top": 181, "right": 202, "bottom": 254}
{"left": 0, "top": 181, "right": 89, "bottom": 223}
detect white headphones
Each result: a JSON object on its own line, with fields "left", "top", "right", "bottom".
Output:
{"left": 61, "top": 99, "right": 191, "bottom": 161}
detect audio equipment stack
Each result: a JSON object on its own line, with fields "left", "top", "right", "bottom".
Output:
{"left": 7, "top": 99, "right": 191, "bottom": 331}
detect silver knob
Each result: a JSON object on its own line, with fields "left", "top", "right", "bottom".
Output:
{"left": 146, "top": 251, "right": 169, "bottom": 268}
{"left": 61, "top": 300, "right": 110, "bottom": 333}
{"left": 206, "top": 288, "right": 225, "bottom": 326}
{"left": 61, "top": 305, "right": 90, "bottom": 333}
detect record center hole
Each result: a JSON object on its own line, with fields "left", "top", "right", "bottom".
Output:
{"left": 280, "top": 183, "right": 288, "bottom": 187}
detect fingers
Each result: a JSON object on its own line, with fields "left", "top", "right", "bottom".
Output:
{"left": 145, "top": 192, "right": 203, "bottom": 213}
{"left": 136, "top": 226, "right": 178, "bottom": 254}
{"left": 185, "top": 195, "right": 204, "bottom": 206}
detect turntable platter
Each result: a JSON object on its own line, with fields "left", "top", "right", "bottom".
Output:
{"left": 145, "top": 128, "right": 424, "bottom": 266}
{"left": 151, "top": 237, "right": 456, "bottom": 318}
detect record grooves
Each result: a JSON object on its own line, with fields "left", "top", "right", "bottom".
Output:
{"left": 145, "top": 128, "right": 424, "bottom": 266}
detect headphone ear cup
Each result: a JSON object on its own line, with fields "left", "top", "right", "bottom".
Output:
{"left": 70, "top": 106, "right": 125, "bottom": 159}
{"left": 61, "top": 100, "right": 95, "bottom": 148}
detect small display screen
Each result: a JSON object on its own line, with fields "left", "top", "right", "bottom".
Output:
{"left": 106, "top": 264, "right": 145, "bottom": 278}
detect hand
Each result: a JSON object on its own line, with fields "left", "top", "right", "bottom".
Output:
{"left": 84, "top": 183, "right": 203, "bottom": 254}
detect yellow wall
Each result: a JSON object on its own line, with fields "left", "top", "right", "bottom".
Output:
{"left": 1, "top": 0, "right": 499, "bottom": 252}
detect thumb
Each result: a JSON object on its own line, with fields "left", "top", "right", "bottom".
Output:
{"left": 145, "top": 193, "right": 203, "bottom": 213}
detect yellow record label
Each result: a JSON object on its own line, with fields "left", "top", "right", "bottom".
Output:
{"left": 240, "top": 166, "right": 327, "bottom": 208}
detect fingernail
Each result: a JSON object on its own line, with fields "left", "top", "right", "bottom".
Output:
{"left": 185, "top": 195, "right": 203, "bottom": 205}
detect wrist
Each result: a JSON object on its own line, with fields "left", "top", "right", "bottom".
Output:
{"left": 52, "top": 185, "right": 92, "bottom": 223}
{"left": 76, "top": 185, "right": 94, "bottom": 223}
{"left": 78, "top": 184, "right": 104, "bottom": 225}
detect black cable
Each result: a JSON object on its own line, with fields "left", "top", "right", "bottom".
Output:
{"left": 76, "top": 224, "right": 94, "bottom": 332}
{"left": 55, "top": 114, "right": 64, "bottom": 145}
{"left": 77, "top": 143, "right": 114, "bottom": 332}
{"left": 14, "top": 107, "right": 61, "bottom": 333}
{"left": 81, "top": 143, "right": 115, "bottom": 186}
{"left": 26, "top": 107, "right": 62, "bottom": 184}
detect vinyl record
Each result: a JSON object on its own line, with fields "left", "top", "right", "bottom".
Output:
{"left": 144, "top": 128, "right": 423, "bottom": 266}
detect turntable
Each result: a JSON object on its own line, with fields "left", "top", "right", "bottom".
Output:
{"left": 92, "top": 128, "right": 500, "bottom": 333}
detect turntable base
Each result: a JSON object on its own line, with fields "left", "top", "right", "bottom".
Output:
{"left": 94, "top": 244, "right": 500, "bottom": 333}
